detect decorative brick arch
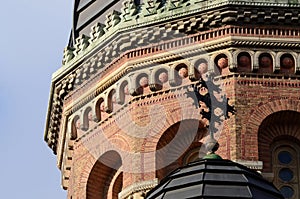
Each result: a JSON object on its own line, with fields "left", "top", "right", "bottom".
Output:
{"left": 109, "top": 134, "right": 132, "bottom": 153}
{"left": 169, "top": 62, "right": 190, "bottom": 86}
{"left": 211, "top": 51, "right": 233, "bottom": 74}
{"left": 275, "top": 51, "right": 297, "bottom": 72}
{"left": 94, "top": 97, "right": 105, "bottom": 122}
{"left": 115, "top": 78, "right": 130, "bottom": 105}
{"left": 190, "top": 55, "right": 210, "bottom": 80}
{"left": 105, "top": 88, "right": 117, "bottom": 113}
{"left": 248, "top": 99, "right": 300, "bottom": 128}
{"left": 81, "top": 106, "right": 93, "bottom": 131}
{"left": 253, "top": 51, "right": 276, "bottom": 71}
{"left": 258, "top": 111, "right": 300, "bottom": 172}
{"left": 76, "top": 153, "right": 97, "bottom": 199}
{"left": 68, "top": 115, "right": 80, "bottom": 140}
{"left": 141, "top": 105, "right": 203, "bottom": 152}
{"left": 244, "top": 100, "right": 300, "bottom": 163}
{"left": 142, "top": 118, "right": 207, "bottom": 181}
{"left": 150, "top": 65, "right": 170, "bottom": 91}
{"left": 131, "top": 71, "right": 151, "bottom": 95}
{"left": 232, "top": 49, "right": 255, "bottom": 71}
{"left": 86, "top": 150, "right": 123, "bottom": 199}
{"left": 75, "top": 135, "right": 131, "bottom": 199}
{"left": 107, "top": 170, "right": 123, "bottom": 199}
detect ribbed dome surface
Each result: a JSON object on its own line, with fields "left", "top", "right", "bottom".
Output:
{"left": 146, "top": 159, "right": 284, "bottom": 199}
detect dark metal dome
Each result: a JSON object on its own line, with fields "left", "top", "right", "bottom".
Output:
{"left": 146, "top": 159, "right": 284, "bottom": 199}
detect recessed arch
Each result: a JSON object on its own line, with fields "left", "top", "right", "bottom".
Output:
{"left": 110, "top": 171, "right": 123, "bottom": 199}
{"left": 214, "top": 53, "right": 230, "bottom": 75}
{"left": 257, "top": 110, "right": 300, "bottom": 199}
{"left": 155, "top": 119, "right": 207, "bottom": 181}
{"left": 253, "top": 51, "right": 276, "bottom": 72}
{"left": 107, "top": 89, "right": 117, "bottom": 113}
{"left": 95, "top": 97, "right": 105, "bottom": 122}
{"left": 194, "top": 58, "right": 209, "bottom": 79}
{"left": 258, "top": 53, "right": 273, "bottom": 73}
{"left": 135, "top": 72, "right": 150, "bottom": 95}
{"left": 169, "top": 63, "right": 189, "bottom": 86}
{"left": 211, "top": 51, "right": 232, "bottom": 74}
{"left": 280, "top": 53, "right": 295, "bottom": 75}
{"left": 152, "top": 67, "right": 169, "bottom": 91}
{"left": 86, "top": 150, "right": 122, "bottom": 199}
{"left": 116, "top": 80, "right": 130, "bottom": 105}
{"left": 70, "top": 115, "right": 80, "bottom": 140}
{"left": 258, "top": 110, "right": 300, "bottom": 172}
{"left": 82, "top": 106, "right": 93, "bottom": 131}
{"left": 232, "top": 49, "right": 255, "bottom": 72}
{"left": 237, "top": 52, "right": 252, "bottom": 73}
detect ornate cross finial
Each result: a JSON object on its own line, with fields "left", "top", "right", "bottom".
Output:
{"left": 186, "top": 73, "right": 236, "bottom": 156}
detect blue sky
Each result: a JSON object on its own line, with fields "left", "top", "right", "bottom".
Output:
{"left": 0, "top": 1, "right": 73, "bottom": 198}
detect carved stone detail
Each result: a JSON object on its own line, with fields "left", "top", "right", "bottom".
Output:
{"left": 46, "top": 2, "right": 300, "bottom": 153}
{"left": 105, "top": 10, "right": 121, "bottom": 32}
{"left": 74, "top": 34, "right": 90, "bottom": 56}
{"left": 62, "top": 46, "right": 75, "bottom": 65}
{"left": 89, "top": 23, "right": 106, "bottom": 43}
{"left": 141, "top": 0, "right": 164, "bottom": 16}
{"left": 121, "top": 0, "right": 139, "bottom": 22}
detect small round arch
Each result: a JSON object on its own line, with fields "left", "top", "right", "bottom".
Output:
{"left": 95, "top": 97, "right": 105, "bottom": 122}
{"left": 69, "top": 115, "right": 80, "bottom": 140}
{"left": 86, "top": 150, "right": 123, "bottom": 199}
{"left": 151, "top": 66, "right": 170, "bottom": 91}
{"left": 81, "top": 106, "right": 93, "bottom": 131}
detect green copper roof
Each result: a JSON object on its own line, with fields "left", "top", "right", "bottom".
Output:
{"left": 202, "top": 153, "right": 223, "bottom": 160}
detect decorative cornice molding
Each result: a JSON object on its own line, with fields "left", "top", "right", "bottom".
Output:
{"left": 45, "top": 31, "right": 300, "bottom": 153}
{"left": 63, "top": 1, "right": 300, "bottom": 66}
{"left": 45, "top": 3, "right": 300, "bottom": 153}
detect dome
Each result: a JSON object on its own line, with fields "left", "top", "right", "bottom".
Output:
{"left": 146, "top": 159, "right": 284, "bottom": 199}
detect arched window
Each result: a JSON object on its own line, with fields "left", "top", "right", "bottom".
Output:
{"left": 258, "top": 111, "right": 300, "bottom": 198}
{"left": 272, "top": 141, "right": 300, "bottom": 199}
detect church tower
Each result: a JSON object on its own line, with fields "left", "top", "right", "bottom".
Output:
{"left": 45, "top": 0, "right": 300, "bottom": 198}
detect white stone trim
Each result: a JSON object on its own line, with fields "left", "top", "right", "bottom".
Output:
{"left": 235, "top": 160, "right": 263, "bottom": 170}
{"left": 119, "top": 179, "right": 158, "bottom": 199}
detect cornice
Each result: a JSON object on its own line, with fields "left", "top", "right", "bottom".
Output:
{"left": 63, "top": 38, "right": 232, "bottom": 116}
{"left": 45, "top": 2, "right": 300, "bottom": 153}
{"left": 59, "top": 0, "right": 300, "bottom": 75}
